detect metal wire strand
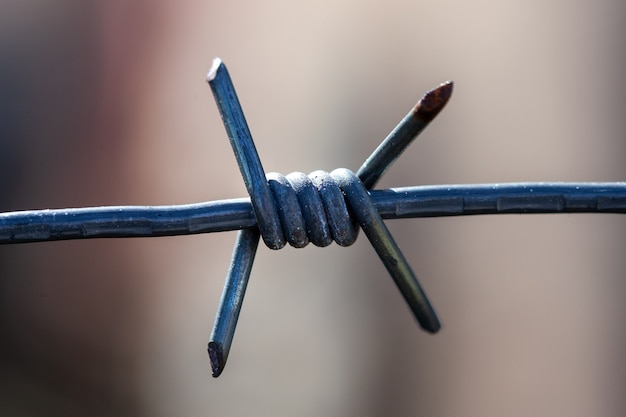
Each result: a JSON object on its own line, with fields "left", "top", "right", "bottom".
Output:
{"left": 357, "top": 80, "right": 453, "bottom": 189}
{"left": 208, "top": 58, "right": 284, "bottom": 250}
{"left": 208, "top": 227, "right": 259, "bottom": 377}
{"left": 2, "top": 182, "right": 625, "bottom": 245}
{"left": 2, "top": 58, "right": 625, "bottom": 379}
{"left": 331, "top": 168, "right": 441, "bottom": 333}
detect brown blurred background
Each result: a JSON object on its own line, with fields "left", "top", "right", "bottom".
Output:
{"left": 1, "top": 1, "right": 625, "bottom": 416}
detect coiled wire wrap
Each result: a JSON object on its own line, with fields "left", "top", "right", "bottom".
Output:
{"left": 266, "top": 171, "right": 357, "bottom": 248}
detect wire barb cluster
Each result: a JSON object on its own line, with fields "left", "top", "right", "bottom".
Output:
{"left": 206, "top": 58, "right": 452, "bottom": 376}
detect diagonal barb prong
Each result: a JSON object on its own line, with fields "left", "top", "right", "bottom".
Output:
{"left": 208, "top": 227, "right": 260, "bottom": 377}
{"left": 357, "top": 80, "right": 453, "bottom": 189}
{"left": 207, "top": 58, "right": 284, "bottom": 250}
{"left": 332, "top": 168, "right": 441, "bottom": 332}
{"left": 1, "top": 57, "right": 625, "bottom": 379}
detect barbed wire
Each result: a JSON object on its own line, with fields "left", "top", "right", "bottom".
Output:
{"left": 2, "top": 57, "right": 624, "bottom": 378}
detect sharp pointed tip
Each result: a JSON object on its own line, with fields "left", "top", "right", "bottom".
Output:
{"left": 423, "top": 320, "right": 442, "bottom": 334}
{"left": 436, "top": 80, "right": 454, "bottom": 100}
{"left": 413, "top": 80, "right": 454, "bottom": 122}
{"left": 208, "top": 341, "right": 225, "bottom": 378}
{"left": 418, "top": 311, "right": 442, "bottom": 334}
{"left": 206, "top": 57, "right": 224, "bottom": 83}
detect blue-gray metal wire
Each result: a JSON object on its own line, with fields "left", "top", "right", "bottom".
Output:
{"left": 2, "top": 182, "right": 624, "bottom": 245}
{"left": 1, "top": 57, "right": 625, "bottom": 378}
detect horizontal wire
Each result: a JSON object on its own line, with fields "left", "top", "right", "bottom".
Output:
{"left": 1, "top": 181, "right": 624, "bottom": 244}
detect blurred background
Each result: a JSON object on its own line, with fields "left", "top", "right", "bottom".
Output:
{"left": 1, "top": 1, "right": 625, "bottom": 416}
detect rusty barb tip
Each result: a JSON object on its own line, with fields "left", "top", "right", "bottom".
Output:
{"left": 206, "top": 57, "right": 223, "bottom": 82}
{"left": 414, "top": 80, "right": 454, "bottom": 122}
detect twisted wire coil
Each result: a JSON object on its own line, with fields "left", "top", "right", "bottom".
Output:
{"left": 265, "top": 170, "right": 358, "bottom": 248}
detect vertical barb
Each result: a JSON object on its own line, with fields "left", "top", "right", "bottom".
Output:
{"left": 209, "top": 227, "right": 260, "bottom": 377}
{"left": 207, "top": 58, "right": 281, "bottom": 377}
{"left": 357, "top": 81, "right": 453, "bottom": 189}
{"left": 207, "top": 57, "right": 285, "bottom": 249}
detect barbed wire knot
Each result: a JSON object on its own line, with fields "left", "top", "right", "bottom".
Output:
{"left": 206, "top": 58, "right": 451, "bottom": 376}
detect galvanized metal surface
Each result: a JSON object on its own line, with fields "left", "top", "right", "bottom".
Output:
{"left": 0, "top": 58, "right": 625, "bottom": 378}
{"left": 1, "top": 182, "right": 624, "bottom": 244}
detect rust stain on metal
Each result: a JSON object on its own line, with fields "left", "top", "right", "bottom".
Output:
{"left": 413, "top": 81, "right": 454, "bottom": 122}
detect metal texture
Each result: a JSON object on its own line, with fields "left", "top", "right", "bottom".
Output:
{"left": 2, "top": 183, "right": 625, "bottom": 244}
{"left": 208, "top": 227, "right": 260, "bottom": 376}
{"left": 1, "top": 58, "right": 625, "bottom": 378}
{"left": 205, "top": 58, "right": 447, "bottom": 376}
{"left": 208, "top": 58, "right": 283, "bottom": 250}
{"left": 357, "top": 80, "right": 453, "bottom": 189}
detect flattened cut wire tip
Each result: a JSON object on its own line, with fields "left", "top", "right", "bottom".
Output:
{"left": 207, "top": 58, "right": 448, "bottom": 377}
{"left": 414, "top": 80, "right": 454, "bottom": 122}
{"left": 206, "top": 57, "right": 223, "bottom": 81}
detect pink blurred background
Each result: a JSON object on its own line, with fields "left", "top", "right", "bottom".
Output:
{"left": 1, "top": 1, "right": 625, "bottom": 416}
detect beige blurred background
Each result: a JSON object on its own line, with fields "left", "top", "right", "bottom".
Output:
{"left": 1, "top": 1, "right": 625, "bottom": 416}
